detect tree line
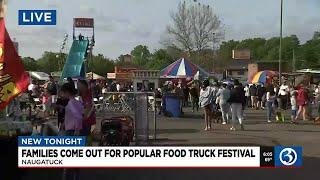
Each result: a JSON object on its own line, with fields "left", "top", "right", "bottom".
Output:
{"left": 22, "top": 1, "right": 320, "bottom": 75}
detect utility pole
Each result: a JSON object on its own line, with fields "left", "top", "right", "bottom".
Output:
{"left": 292, "top": 49, "right": 296, "bottom": 72}
{"left": 279, "top": 0, "right": 283, "bottom": 84}
{"left": 212, "top": 32, "right": 216, "bottom": 73}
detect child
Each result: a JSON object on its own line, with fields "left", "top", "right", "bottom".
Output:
{"left": 291, "top": 91, "right": 298, "bottom": 123}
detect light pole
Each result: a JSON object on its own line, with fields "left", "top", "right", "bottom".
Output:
{"left": 279, "top": 0, "right": 283, "bottom": 84}
{"left": 212, "top": 32, "right": 216, "bottom": 73}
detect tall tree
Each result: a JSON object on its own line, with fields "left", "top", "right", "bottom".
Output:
{"left": 166, "top": 1, "right": 224, "bottom": 54}
{"left": 130, "top": 45, "right": 151, "bottom": 67}
{"left": 166, "top": 1, "right": 193, "bottom": 54}
{"left": 146, "top": 49, "right": 174, "bottom": 70}
{"left": 22, "top": 57, "right": 39, "bottom": 71}
{"left": 88, "top": 54, "right": 115, "bottom": 76}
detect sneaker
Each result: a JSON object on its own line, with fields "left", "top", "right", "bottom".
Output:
{"left": 222, "top": 122, "right": 227, "bottom": 125}
{"left": 240, "top": 124, "right": 244, "bottom": 131}
{"left": 267, "top": 120, "right": 272, "bottom": 123}
{"left": 230, "top": 127, "right": 236, "bottom": 131}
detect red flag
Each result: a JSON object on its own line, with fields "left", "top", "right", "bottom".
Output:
{"left": 0, "top": 19, "right": 29, "bottom": 110}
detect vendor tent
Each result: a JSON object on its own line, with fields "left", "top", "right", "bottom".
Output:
{"left": 86, "top": 72, "right": 105, "bottom": 80}
{"left": 28, "top": 71, "right": 50, "bottom": 81}
{"left": 160, "top": 58, "right": 209, "bottom": 78}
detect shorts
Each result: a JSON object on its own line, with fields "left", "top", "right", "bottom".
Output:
{"left": 291, "top": 110, "right": 297, "bottom": 116}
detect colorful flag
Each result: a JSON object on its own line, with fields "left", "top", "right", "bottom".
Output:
{"left": 0, "top": 19, "right": 29, "bottom": 110}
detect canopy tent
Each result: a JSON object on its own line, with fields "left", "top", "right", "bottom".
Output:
{"left": 28, "top": 71, "right": 50, "bottom": 81}
{"left": 248, "top": 70, "right": 278, "bottom": 84}
{"left": 160, "top": 58, "right": 209, "bottom": 79}
{"left": 86, "top": 72, "right": 105, "bottom": 80}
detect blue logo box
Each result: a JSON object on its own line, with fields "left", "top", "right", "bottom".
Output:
{"left": 18, "top": 10, "right": 56, "bottom": 25}
{"left": 274, "top": 146, "right": 302, "bottom": 167}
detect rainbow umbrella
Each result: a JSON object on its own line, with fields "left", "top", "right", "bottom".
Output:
{"left": 248, "top": 70, "right": 278, "bottom": 84}
{"left": 160, "top": 58, "right": 209, "bottom": 78}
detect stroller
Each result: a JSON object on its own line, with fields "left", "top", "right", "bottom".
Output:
{"left": 99, "top": 116, "right": 134, "bottom": 146}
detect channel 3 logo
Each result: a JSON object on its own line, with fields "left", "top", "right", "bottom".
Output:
{"left": 275, "top": 146, "right": 302, "bottom": 167}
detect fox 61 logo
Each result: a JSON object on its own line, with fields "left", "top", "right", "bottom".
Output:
{"left": 275, "top": 146, "right": 302, "bottom": 167}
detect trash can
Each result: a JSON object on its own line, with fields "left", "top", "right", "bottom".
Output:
{"left": 164, "top": 95, "right": 181, "bottom": 117}
{"left": 135, "top": 93, "right": 149, "bottom": 144}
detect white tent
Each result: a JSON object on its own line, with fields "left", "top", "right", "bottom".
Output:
{"left": 296, "top": 69, "right": 320, "bottom": 74}
{"left": 86, "top": 72, "right": 105, "bottom": 80}
{"left": 29, "top": 71, "right": 50, "bottom": 81}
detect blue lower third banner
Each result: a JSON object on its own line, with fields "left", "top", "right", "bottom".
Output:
{"left": 18, "top": 136, "right": 86, "bottom": 147}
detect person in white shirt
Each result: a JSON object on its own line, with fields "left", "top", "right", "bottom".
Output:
{"left": 278, "top": 82, "right": 289, "bottom": 110}
{"left": 116, "top": 83, "right": 121, "bottom": 92}
{"left": 244, "top": 85, "right": 250, "bottom": 108}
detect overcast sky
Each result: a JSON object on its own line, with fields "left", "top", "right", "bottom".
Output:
{"left": 5, "top": 0, "right": 320, "bottom": 59}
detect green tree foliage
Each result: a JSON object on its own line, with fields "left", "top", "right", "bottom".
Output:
{"left": 88, "top": 54, "right": 115, "bottom": 76}
{"left": 22, "top": 57, "right": 39, "bottom": 71}
{"left": 130, "top": 45, "right": 151, "bottom": 67}
{"left": 215, "top": 34, "right": 311, "bottom": 71}
{"left": 36, "top": 52, "right": 67, "bottom": 73}
{"left": 146, "top": 49, "right": 174, "bottom": 70}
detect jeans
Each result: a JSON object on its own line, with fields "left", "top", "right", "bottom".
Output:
{"left": 266, "top": 101, "right": 274, "bottom": 121}
{"left": 220, "top": 103, "right": 230, "bottom": 123}
{"left": 63, "top": 130, "right": 80, "bottom": 180}
{"left": 231, "top": 103, "right": 243, "bottom": 125}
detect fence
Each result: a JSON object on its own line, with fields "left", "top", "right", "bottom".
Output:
{"left": 94, "top": 92, "right": 157, "bottom": 143}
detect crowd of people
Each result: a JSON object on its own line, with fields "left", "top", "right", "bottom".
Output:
{"left": 195, "top": 79, "right": 320, "bottom": 131}
{"left": 27, "top": 76, "right": 96, "bottom": 180}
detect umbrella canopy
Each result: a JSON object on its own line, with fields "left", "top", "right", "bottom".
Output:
{"left": 160, "top": 58, "right": 209, "bottom": 78}
{"left": 248, "top": 70, "right": 278, "bottom": 84}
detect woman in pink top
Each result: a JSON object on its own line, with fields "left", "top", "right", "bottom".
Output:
{"left": 60, "top": 83, "right": 83, "bottom": 180}
{"left": 78, "top": 80, "right": 96, "bottom": 136}
{"left": 60, "top": 83, "right": 83, "bottom": 136}
{"left": 295, "top": 85, "right": 308, "bottom": 122}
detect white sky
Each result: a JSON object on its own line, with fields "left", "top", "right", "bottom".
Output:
{"left": 5, "top": 0, "right": 320, "bottom": 59}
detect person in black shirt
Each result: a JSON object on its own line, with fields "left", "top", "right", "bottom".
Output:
{"left": 228, "top": 79, "right": 245, "bottom": 131}
{"left": 183, "top": 85, "right": 190, "bottom": 107}
{"left": 256, "top": 85, "right": 266, "bottom": 109}
{"left": 55, "top": 96, "right": 69, "bottom": 129}
{"left": 189, "top": 83, "right": 199, "bottom": 112}
{"left": 249, "top": 84, "right": 257, "bottom": 109}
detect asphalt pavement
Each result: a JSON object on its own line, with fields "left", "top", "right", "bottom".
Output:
{"left": 18, "top": 108, "right": 320, "bottom": 180}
